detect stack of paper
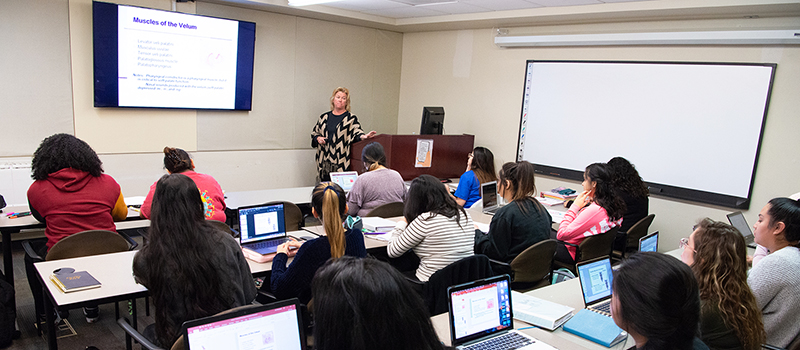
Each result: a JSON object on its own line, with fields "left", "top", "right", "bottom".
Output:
{"left": 362, "top": 217, "right": 397, "bottom": 233}
{"left": 511, "top": 291, "right": 574, "bottom": 331}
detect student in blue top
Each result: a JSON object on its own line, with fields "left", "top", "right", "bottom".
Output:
{"left": 453, "top": 147, "right": 496, "bottom": 208}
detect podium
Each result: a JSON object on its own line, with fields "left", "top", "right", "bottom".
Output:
{"left": 350, "top": 134, "right": 475, "bottom": 181}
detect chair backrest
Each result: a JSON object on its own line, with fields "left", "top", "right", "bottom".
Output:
{"left": 46, "top": 230, "right": 131, "bottom": 261}
{"left": 624, "top": 214, "right": 656, "bottom": 252}
{"left": 576, "top": 226, "right": 619, "bottom": 262}
{"left": 510, "top": 239, "right": 557, "bottom": 284}
{"left": 364, "top": 202, "right": 405, "bottom": 218}
{"left": 261, "top": 201, "right": 304, "bottom": 231}
{"left": 422, "top": 255, "right": 494, "bottom": 315}
{"left": 207, "top": 219, "right": 236, "bottom": 238}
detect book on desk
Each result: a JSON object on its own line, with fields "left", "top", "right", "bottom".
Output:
{"left": 563, "top": 309, "right": 627, "bottom": 347}
{"left": 49, "top": 270, "right": 101, "bottom": 293}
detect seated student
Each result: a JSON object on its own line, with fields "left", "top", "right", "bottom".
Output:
{"left": 133, "top": 174, "right": 256, "bottom": 348}
{"left": 680, "top": 218, "right": 765, "bottom": 350}
{"left": 474, "top": 161, "right": 551, "bottom": 263}
{"left": 608, "top": 157, "right": 649, "bottom": 251}
{"left": 612, "top": 252, "right": 710, "bottom": 350}
{"left": 268, "top": 182, "right": 367, "bottom": 303}
{"left": 747, "top": 197, "right": 800, "bottom": 348}
{"left": 25, "top": 133, "right": 127, "bottom": 323}
{"left": 453, "top": 147, "right": 496, "bottom": 208}
{"left": 311, "top": 257, "right": 444, "bottom": 350}
{"left": 387, "top": 174, "right": 474, "bottom": 281}
{"left": 555, "top": 163, "right": 624, "bottom": 264}
{"left": 140, "top": 147, "right": 226, "bottom": 223}
{"left": 347, "top": 142, "right": 406, "bottom": 217}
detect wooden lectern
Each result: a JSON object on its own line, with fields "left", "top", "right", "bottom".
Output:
{"left": 350, "top": 134, "right": 475, "bottom": 181}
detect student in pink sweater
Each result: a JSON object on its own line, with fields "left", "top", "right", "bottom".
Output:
{"left": 555, "top": 163, "right": 625, "bottom": 264}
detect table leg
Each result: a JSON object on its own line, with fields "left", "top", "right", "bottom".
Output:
{"left": 131, "top": 298, "right": 137, "bottom": 330}
{"left": 43, "top": 286, "right": 57, "bottom": 350}
{"left": 1, "top": 229, "right": 18, "bottom": 326}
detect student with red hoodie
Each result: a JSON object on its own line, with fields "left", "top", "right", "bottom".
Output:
{"left": 25, "top": 134, "right": 127, "bottom": 323}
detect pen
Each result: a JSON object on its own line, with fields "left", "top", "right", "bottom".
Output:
{"left": 9, "top": 212, "right": 31, "bottom": 219}
{"left": 5, "top": 212, "right": 16, "bottom": 217}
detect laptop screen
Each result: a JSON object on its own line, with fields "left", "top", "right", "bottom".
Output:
{"left": 448, "top": 275, "right": 513, "bottom": 346}
{"left": 638, "top": 231, "right": 659, "bottom": 253}
{"left": 726, "top": 212, "right": 754, "bottom": 238}
{"left": 238, "top": 203, "right": 287, "bottom": 244}
{"left": 481, "top": 181, "right": 498, "bottom": 209}
{"left": 185, "top": 301, "right": 304, "bottom": 350}
{"left": 330, "top": 171, "right": 359, "bottom": 192}
{"left": 577, "top": 258, "right": 613, "bottom": 305}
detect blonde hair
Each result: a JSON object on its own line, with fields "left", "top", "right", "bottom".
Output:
{"left": 329, "top": 87, "right": 351, "bottom": 112}
{"left": 312, "top": 182, "right": 347, "bottom": 258}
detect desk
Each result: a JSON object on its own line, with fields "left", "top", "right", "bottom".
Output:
{"left": 34, "top": 251, "right": 148, "bottom": 350}
{"left": 302, "top": 225, "right": 389, "bottom": 252}
{"left": 245, "top": 230, "right": 319, "bottom": 276}
{"left": 224, "top": 186, "right": 315, "bottom": 210}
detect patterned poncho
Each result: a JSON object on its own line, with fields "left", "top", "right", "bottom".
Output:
{"left": 310, "top": 111, "right": 365, "bottom": 180}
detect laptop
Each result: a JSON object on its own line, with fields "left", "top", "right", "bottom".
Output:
{"left": 576, "top": 257, "right": 615, "bottom": 317}
{"left": 726, "top": 211, "right": 758, "bottom": 248}
{"left": 238, "top": 203, "right": 290, "bottom": 255}
{"left": 638, "top": 231, "right": 659, "bottom": 253}
{"left": 481, "top": 181, "right": 500, "bottom": 215}
{"left": 330, "top": 171, "right": 359, "bottom": 192}
{"left": 183, "top": 299, "right": 305, "bottom": 350}
{"left": 448, "top": 275, "right": 555, "bottom": 350}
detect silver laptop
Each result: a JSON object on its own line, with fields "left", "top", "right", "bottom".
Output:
{"left": 238, "top": 203, "right": 290, "bottom": 255}
{"left": 726, "top": 211, "right": 758, "bottom": 248}
{"left": 638, "top": 231, "right": 659, "bottom": 253}
{"left": 330, "top": 171, "right": 358, "bottom": 192}
{"left": 183, "top": 299, "right": 305, "bottom": 350}
{"left": 448, "top": 275, "right": 555, "bottom": 350}
{"left": 481, "top": 181, "right": 500, "bottom": 215}
{"left": 576, "top": 257, "right": 614, "bottom": 317}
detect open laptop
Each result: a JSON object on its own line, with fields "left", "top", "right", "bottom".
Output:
{"left": 727, "top": 211, "right": 758, "bottom": 248}
{"left": 638, "top": 231, "right": 659, "bottom": 253}
{"left": 183, "top": 298, "right": 305, "bottom": 350}
{"left": 481, "top": 181, "right": 500, "bottom": 215}
{"left": 576, "top": 257, "right": 615, "bottom": 317}
{"left": 330, "top": 171, "right": 359, "bottom": 192}
{"left": 238, "top": 203, "right": 290, "bottom": 255}
{"left": 448, "top": 275, "right": 555, "bottom": 350}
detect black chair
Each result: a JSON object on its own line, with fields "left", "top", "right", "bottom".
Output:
{"left": 364, "top": 202, "right": 405, "bottom": 218}
{"left": 612, "top": 214, "right": 655, "bottom": 260}
{"left": 489, "top": 239, "right": 558, "bottom": 292}
{"left": 406, "top": 255, "right": 494, "bottom": 315}
{"left": 261, "top": 201, "right": 305, "bottom": 231}
{"left": 207, "top": 219, "right": 238, "bottom": 238}
{"left": 555, "top": 227, "right": 619, "bottom": 274}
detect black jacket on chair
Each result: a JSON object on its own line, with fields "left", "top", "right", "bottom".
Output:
{"left": 421, "top": 255, "right": 494, "bottom": 315}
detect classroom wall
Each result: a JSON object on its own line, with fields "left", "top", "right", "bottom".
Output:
{"left": 397, "top": 16, "right": 800, "bottom": 251}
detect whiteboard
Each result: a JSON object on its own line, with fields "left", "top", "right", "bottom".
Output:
{"left": 517, "top": 61, "right": 775, "bottom": 209}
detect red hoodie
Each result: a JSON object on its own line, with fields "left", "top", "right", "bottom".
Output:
{"left": 27, "top": 168, "right": 121, "bottom": 249}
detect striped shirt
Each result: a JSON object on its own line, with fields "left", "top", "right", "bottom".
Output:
{"left": 387, "top": 211, "right": 475, "bottom": 281}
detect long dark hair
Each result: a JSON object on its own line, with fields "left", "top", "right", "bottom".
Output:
{"left": 692, "top": 218, "right": 765, "bottom": 350}
{"left": 471, "top": 147, "right": 497, "bottom": 184}
{"left": 498, "top": 161, "right": 545, "bottom": 214}
{"left": 31, "top": 133, "right": 103, "bottom": 180}
{"left": 614, "top": 252, "right": 700, "bottom": 350}
{"left": 585, "top": 163, "right": 626, "bottom": 221}
{"left": 404, "top": 175, "right": 466, "bottom": 227}
{"left": 608, "top": 157, "right": 649, "bottom": 199}
{"left": 767, "top": 197, "right": 800, "bottom": 244}
{"left": 361, "top": 142, "right": 387, "bottom": 172}
{"left": 312, "top": 257, "right": 443, "bottom": 350}
{"left": 139, "top": 174, "right": 233, "bottom": 346}
{"left": 163, "top": 147, "right": 193, "bottom": 173}
{"left": 312, "top": 182, "right": 348, "bottom": 258}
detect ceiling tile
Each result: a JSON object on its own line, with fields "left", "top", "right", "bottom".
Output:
{"left": 325, "top": 0, "right": 407, "bottom": 11}
{"left": 461, "top": 0, "right": 544, "bottom": 12}
{"left": 361, "top": 5, "right": 448, "bottom": 18}
{"left": 528, "top": 0, "right": 602, "bottom": 7}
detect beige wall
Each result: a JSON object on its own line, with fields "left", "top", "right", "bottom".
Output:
{"left": 397, "top": 17, "right": 800, "bottom": 251}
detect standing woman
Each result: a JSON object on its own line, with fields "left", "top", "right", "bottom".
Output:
{"left": 311, "top": 87, "right": 377, "bottom": 181}
{"left": 747, "top": 197, "right": 800, "bottom": 348}
{"left": 680, "top": 218, "right": 765, "bottom": 350}
{"left": 387, "top": 175, "right": 474, "bottom": 281}
{"left": 453, "top": 147, "right": 496, "bottom": 208}
{"left": 474, "top": 161, "right": 551, "bottom": 263}
{"left": 140, "top": 147, "right": 227, "bottom": 222}
{"left": 347, "top": 142, "right": 406, "bottom": 217}
{"left": 607, "top": 157, "right": 649, "bottom": 251}
{"left": 133, "top": 174, "right": 256, "bottom": 347}
{"left": 555, "top": 163, "right": 625, "bottom": 265}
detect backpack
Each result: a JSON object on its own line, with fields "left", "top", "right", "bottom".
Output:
{"left": 0, "top": 270, "right": 17, "bottom": 348}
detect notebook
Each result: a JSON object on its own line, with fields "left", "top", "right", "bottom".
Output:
{"left": 330, "top": 171, "right": 359, "bottom": 192}
{"left": 481, "top": 181, "right": 500, "bottom": 215}
{"left": 638, "top": 231, "right": 659, "bottom": 253}
{"left": 576, "top": 257, "right": 614, "bottom": 316}
{"left": 183, "top": 299, "right": 305, "bottom": 350}
{"left": 726, "top": 211, "right": 758, "bottom": 248}
{"left": 238, "top": 203, "right": 290, "bottom": 255}
{"left": 448, "top": 275, "right": 555, "bottom": 350}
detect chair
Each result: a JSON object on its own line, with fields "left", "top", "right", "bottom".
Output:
{"left": 611, "top": 214, "right": 655, "bottom": 260}
{"left": 554, "top": 226, "right": 619, "bottom": 274}
{"left": 406, "top": 255, "right": 494, "bottom": 315}
{"left": 489, "top": 239, "right": 558, "bottom": 292}
{"left": 364, "top": 202, "right": 405, "bottom": 218}
{"left": 260, "top": 201, "right": 305, "bottom": 231}
{"left": 207, "top": 219, "right": 238, "bottom": 238}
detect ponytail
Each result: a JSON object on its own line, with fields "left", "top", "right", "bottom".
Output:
{"left": 312, "top": 182, "right": 348, "bottom": 259}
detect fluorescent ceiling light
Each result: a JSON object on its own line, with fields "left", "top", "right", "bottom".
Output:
{"left": 288, "top": 0, "right": 343, "bottom": 6}
{"left": 413, "top": 1, "right": 458, "bottom": 6}
{"left": 495, "top": 29, "right": 800, "bottom": 47}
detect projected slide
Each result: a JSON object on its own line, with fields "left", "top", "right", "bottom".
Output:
{"left": 117, "top": 6, "right": 239, "bottom": 109}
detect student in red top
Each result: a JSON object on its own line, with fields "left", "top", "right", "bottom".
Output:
{"left": 25, "top": 133, "right": 128, "bottom": 323}
{"left": 140, "top": 147, "right": 227, "bottom": 223}
{"left": 555, "top": 162, "right": 625, "bottom": 264}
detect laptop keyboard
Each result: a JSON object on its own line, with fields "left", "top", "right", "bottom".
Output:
{"left": 590, "top": 300, "right": 612, "bottom": 316}
{"left": 485, "top": 207, "right": 499, "bottom": 215}
{"left": 249, "top": 238, "right": 288, "bottom": 249}
{"left": 464, "top": 332, "right": 534, "bottom": 350}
